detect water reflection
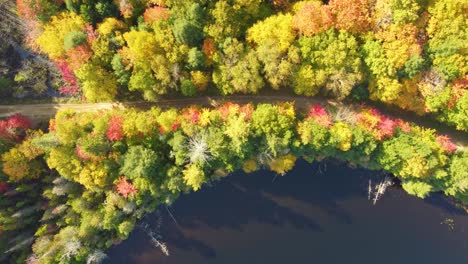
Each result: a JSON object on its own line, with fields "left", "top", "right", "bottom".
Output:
{"left": 106, "top": 160, "right": 467, "bottom": 264}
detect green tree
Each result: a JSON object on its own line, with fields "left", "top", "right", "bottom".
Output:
{"left": 120, "top": 145, "right": 160, "bottom": 180}
{"left": 212, "top": 38, "right": 264, "bottom": 94}
{"left": 295, "top": 30, "right": 362, "bottom": 99}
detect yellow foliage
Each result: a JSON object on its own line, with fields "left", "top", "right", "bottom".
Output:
{"left": 122, "top": 30, "right": 158, "bottom": 62}
{"left": 75, "top": 63, "right": 118, "bottom": 102}
{"left": 242, "top": 159, "right": 258, "bottom": 173}
{"left": 268, "top": 154, "right": 297, "bottom": 175}
{"left": 369, "top": 77, "right": 403, "bottom": 102}
{"left": 97, "top": 18, "right": 126, "bottom": 36}
{"left": 297, "top": 121, "right": 312, "bottom": 145}
{"left": 377, "top": 24, "right": 421, "bottom": 69}
{"left": 47, "top": 147, "right": 83, "bottom": 181}
{"left": 78, "top": 163, "right": 110, "bottom": 189}
{"left": 198, "top": 108, "right": 212, "bottom": 127}
{"left": 278, "top": 102, "right": 296, "bottom": 119}
{"left": 190, "top": 71, "right": 211, "bottom": 91}
{"left": 247, "top": 14, "right": 295, "bottom": 52}
{"left": 400, "top": 156, "right": 429, "bottom": 178}
{"left": 330, "top": 122, "right": 353, "bottom": 151}
{"left": 2, "top": 148, "right": 30, "bottom": 181}
{"left": 36, "top": 12, "right": 87, "bottom": 59}
{"left": 183, "top": 164, "right": 205, "bottom": 191}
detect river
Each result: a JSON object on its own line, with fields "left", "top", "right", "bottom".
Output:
{"left": 105, "top": 159, "right": 468, "bottom": 264}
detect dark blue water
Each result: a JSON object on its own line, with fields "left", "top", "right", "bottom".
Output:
{"left": 106, "top": 160, "right": 468, "bottom": 264}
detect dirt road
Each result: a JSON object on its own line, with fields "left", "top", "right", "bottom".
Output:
{"left": 0, "top": 95, "right": 466, "bottom": 146}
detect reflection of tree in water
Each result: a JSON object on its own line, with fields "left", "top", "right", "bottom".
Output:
{"left": 134, "top": 159, "right": 369, "bottom": 258}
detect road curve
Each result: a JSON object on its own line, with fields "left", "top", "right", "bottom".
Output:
{"left": 0, "top": 95, "right": 466, "bottom": 146}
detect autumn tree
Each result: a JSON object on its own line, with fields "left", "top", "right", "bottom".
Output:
{"left": 122, "top": 23, "right": 188, "bottom": 100}
{"left": 295, "top": 29, "right": 362, "bottom": 99}
{"left": 247, "top": 14, "right": 299, "bottom": 89}
{"left": 427, "top": 0, "right": 468, "bottom": 81}
{"left": 329, "top": 0, "right": 371, "bottom": 33}
{"left": 212, "top": 38, "right": 264, "bottom": 94}
{"left": 292, "top": 0, "right": 333, "bottom": 36}
{"left": 36, "top": 12, "right": 87, "bottom": 59}
{"left": 75, "top": 63, "right": 118, "bottom": 102}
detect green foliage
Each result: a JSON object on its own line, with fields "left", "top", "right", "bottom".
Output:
{"left": 296, "top": 30, "right": 362, "bottom": 99}
{"left": 1, "top": 103, "right": 466, "bottom": 263}
{"left": 187, "top": 48, "right": 206, "bottom": 70}
{"left": 180, "top": 79, "right": 197, "bottom": 96}
{"left": 63, "top": 31, "right": 87, "bottom": 51}
{"left": 427, "top": 0, "right": 468, "bottom": 81}
{"left": 119, "top": 145, "right": 160, "bottom": 180}
{"left": 402, "top": 180, "right": 433, "bottom": 198}
{"left": 20, "top": 0, "right": 467, "bottom": 130}
{"left": 213, "top": 38, "right": 264, "bottom": 94}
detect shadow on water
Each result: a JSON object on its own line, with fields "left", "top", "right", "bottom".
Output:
{"left": 106, "top": 160, "right": 468, "bottom": 264}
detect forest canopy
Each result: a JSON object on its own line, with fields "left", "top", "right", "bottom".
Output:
{"left": 0, "top": 102, "right": 466, "bottom": 263}
{"left": 13, "top": 0, "right": 468, "bottom": 131}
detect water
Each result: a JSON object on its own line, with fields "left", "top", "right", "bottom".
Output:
{"left": 105, "top": 160, "right": 468, "bottom": 264}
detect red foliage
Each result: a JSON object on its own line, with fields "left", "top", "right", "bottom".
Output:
{"left": 0, "top": 114, "right": 31, "bottom": 141}
{"left": 67, "top": 44, "right": 92, "bottom": 71}
{"left": 306, "top": 105, "right": 332, "bottom": 127}
{"left": 55, "top": 61, "right": 80, "bottom": 95}
{"left": 116, "top": 176, "right": 137, "bottom": 198}
{"left": 239, "top": 104, "right": 254, "bottom": 121}
{"left": 218, "top": 102, "right": 239, "bottom": 121}
{"left": 17, "top": 0, "right": 42, "bottom": 51}
{"left": 357, "top": 107, "right": 400, "bottom": 140}
{"left": 7, "top": 113, "right": 32, "bottom": 129}
{"left": 84, "top": 24, "right": 98, "bottom": 44}
{"left": 16, "top": 0, "right": 37, "bottom": 20}
{"left": 436, "top": 135, "right": 457, "bottom": 154}
{"left": 75, "top": 145, "right": 92, "bottom": 160}
{"left": 106, "top": 115, "right": 124, "bottom": 141}
{"left": 448, "top": 76, "right": 467, "bottom": 109}
{"left": 395, "top": 119, "right": 412, "bottom": 133}
{"left": 292, "top": 2, "right": 333, "bottom": 36}
{"left": 184, "top": 107, "right": 200, "bottom": 124}
{"left": 377, "top": 116, "right": 396, "bottom": 139}
{"left": 143, "top": 6, "right": 171, "bottom": 23}
{"left": 49, "top": 119, "right": 56, "bottom": 132}
{"left": 171, "top": 121, "right": 181, "bottom": 132}
{"left": 202, "top": 38, "right": 216, "bottom": 65}
{"left": 0, "top": 182, "right": 9, "bottom": 193}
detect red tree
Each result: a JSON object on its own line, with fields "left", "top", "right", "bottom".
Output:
{"left": 306, "top": 105, "right": 332, "bottom": 127}
{"left": 7, "top": 113, "right": 31, "bottom": 129}
{"left": 116, "top": 176, "right": 137, "bottom": 198}
{"left": 184, "top": 107, "right": 200, "bottom": 124}
{"left": 377, "top": 116, "right": 396, "bottom": 139}
{"left": 0, "top": 114, "right": 31, "bottom": 141}
{"left": 66, "top": 44, "right": 92, "bottom": 71}
{"left": 239, "top": 104, "right": 254, "bottom": 121}
{"left": 436, "top": 135, "right": 457, "bottom": 154}
{"left": 106, "top": 115, "right": 124, "bottom": 141}
{"left": 55, "top": 61, "right": 80, "bottom": 95}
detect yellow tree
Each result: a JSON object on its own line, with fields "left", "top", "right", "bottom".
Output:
{"left": 183, "top": 164, "right": 205, "bottom": 191}
{"left": 75, "top": 63, "right": 118, "bottom": 102}
{"left": 36, "top": 12, "right": 87, "bottom": 59}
